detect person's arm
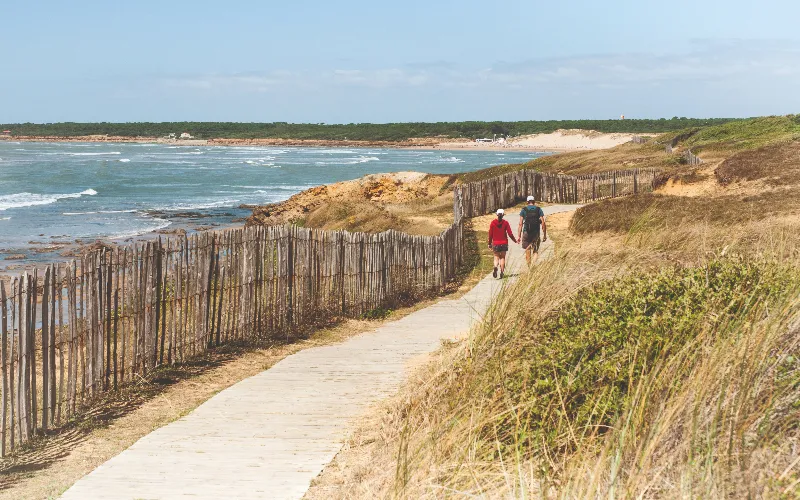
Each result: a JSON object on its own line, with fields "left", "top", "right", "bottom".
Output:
{"left": 488, "top": 223, "right": 493, "bottom": 248}
{"left": 517, "top": 215, "right": 524, "bottom": 241}
{"left": 541, "top": 213, "right": 547, "bottom": 242}
{"left": 505, "top": 221, "right": 518, "bottom": 243}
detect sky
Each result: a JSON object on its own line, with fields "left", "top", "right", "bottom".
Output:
{"left": 2, "top": 0, "right": 800, "bottom": 123}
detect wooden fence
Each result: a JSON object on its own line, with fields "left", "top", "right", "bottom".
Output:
{"left": 0, "top": 166, "right": 659, "bottom": 456}
{"left": 0, "top": 223, "right": 463, "bottom": 454}
{"left": 454, "top": 168, "right": 661, "bottom": 218}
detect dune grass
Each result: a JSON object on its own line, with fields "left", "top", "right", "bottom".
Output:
{"left": 303, "top": 115, "right": 800, "bottom": 499}
{"left": 307, "top": 221, "right": 800, "bottom": 499}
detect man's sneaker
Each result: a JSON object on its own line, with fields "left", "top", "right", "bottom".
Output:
{"left": 492, "top": 267, "right": 498, "bottom": 278}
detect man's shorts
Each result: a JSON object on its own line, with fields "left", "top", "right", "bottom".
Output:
{"left": 522, "top": 232, "right": 541, "bottom": 253}
{"left": 492, "top": 244, "right": 509, "bottom": 253}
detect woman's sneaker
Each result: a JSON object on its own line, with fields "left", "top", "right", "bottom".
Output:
{"left": 492, "top": 267, "right": 498, "bottom": 278}
{"left": 500, "top": 271, "right": 504, "bottom": 279}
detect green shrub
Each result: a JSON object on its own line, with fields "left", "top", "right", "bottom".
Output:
{"left": 481, "top": 259, "right": 798, "bottom": 461}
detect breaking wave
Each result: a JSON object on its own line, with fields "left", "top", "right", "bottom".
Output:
{"left": 0, "top": 189, "right": 98, "bottom": 211}
{"left": 69, "top": 152, "right": 122, "bottom": 156}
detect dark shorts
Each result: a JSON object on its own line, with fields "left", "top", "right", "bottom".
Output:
{"left": 492, "top": 244, "right": 509, "bottom": 253}
{"left": 522, "top": 233, "right": 541, "bottom": 253}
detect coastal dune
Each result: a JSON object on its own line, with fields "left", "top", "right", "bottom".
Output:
{"left": 436, "top": 129, "right": 652, "bottom": 152}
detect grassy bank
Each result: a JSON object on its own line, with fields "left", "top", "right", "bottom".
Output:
{"left": 459, "top": 115, "right": 800, "bottom": 183}
{"left": 306, "top": 115, "right": 800, "bottom": 498}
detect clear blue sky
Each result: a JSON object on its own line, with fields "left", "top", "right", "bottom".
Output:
{"left": 2, "top": 0, "right": 799, "bottom": 123}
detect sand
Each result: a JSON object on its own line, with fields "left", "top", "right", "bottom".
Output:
{"left": 434, "top": 129, "right": 654, "bottom": 152}
{"left": 6, "top": 129, "right": 652, "bottom": 153}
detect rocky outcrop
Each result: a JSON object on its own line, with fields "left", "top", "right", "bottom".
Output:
{"left": 246, "top": 172, "right": 452, "bottom": 227}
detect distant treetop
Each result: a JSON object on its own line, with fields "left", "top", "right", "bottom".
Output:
{"left": 0, "top": 118, "right": 740, "bottom": 141}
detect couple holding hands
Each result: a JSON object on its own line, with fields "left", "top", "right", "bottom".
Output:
{"left": 487, "top": 196, "right": 547, "bottom": 279}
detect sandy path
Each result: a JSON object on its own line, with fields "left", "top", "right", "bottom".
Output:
{"left": 59, "top": 206, "right": 579, "bottom": 500}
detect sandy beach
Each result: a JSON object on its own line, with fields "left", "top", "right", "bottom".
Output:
{"left": 1, "top": 129, "right": 652, "bottom": 152}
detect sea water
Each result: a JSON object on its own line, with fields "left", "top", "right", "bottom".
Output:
{"left": 0, "top": 142, "right": 547, "bottom": 264}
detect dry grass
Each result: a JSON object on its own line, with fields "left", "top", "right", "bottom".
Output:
{"left": 307, "top": 214, "right": 800, "bottom": 499}
{"left": 302, "top": 195, "right": 454, "bottom": 236}
{"left": 305, "top": 120, "right": 800, "bottom": 498}
{"left": 716, "top": 139, "right": 800, "bottom": 186}
{"left": 459, "top": 142, "right": 680, "bottom": 183}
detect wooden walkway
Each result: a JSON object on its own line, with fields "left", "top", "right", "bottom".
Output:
{"left": 60, "top": 205, "right": 577, "bottom": 500}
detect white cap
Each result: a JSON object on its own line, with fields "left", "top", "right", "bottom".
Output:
{"left": 496, "top": 208, "right": 504, "bottom": 215}
{"left": 527, "top": 195, "right": 535, "bottom": 202}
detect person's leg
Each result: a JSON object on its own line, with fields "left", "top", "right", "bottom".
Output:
{"left": 492, "top": 250, "right": 499, "bottom": 278}
{"left": 530, "top": 237, "right": 541, "bottom": 264}
{"left": 522, "top": 233, "right": 532, "bottom": 265}
{"left": 499, "top": 251, "right": 507, "bottom": 277}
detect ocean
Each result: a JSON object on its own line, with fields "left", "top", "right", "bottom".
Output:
{"left": 0, "top": 141, "right": 547, "bottom": 265}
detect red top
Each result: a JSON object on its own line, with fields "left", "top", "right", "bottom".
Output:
{"left": 488, "top": 218, "right": 516, "bottom": 245}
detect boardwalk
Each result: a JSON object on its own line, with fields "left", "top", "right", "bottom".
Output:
{"left": 60, "top": 205, "right": 577, "bottom": 499}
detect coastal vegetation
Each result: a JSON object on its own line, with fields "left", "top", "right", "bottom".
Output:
{"left": 305, "top": 115, "right": 800, "bottom": 498}
{"left": 458, "top": 114, "right": 800, "bottom": 183}
{"left": 4, "top": 114, "right": 800, "bottom": 497}
{"left": 1, "top": 117, "right": 737, "bottom": 141}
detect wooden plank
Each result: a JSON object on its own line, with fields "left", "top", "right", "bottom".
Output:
{"left": 1, "top": 281, "right": 7, "bottom": 456}
{"left": 56, "top": 264, "right": 64, "bottom": 425}
{"left": 41, "top": 266, "right": 51, "bottom": 431}
{"left": 106, "top": 251, "right": 113, "bottom": 389}
{"left": 49, "top": 265, "right": 57, "bottom": 424}
{"left": 9, "top": 279, "right": 16, "bottom": 450}
{"left": 29, "top": 270, "right": 38, "bottom": 436}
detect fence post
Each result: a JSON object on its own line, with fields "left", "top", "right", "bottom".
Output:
{"left": 612, "top": 171, "right": 617, "bottom": 198}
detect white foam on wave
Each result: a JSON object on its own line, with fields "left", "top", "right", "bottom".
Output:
{"left": 153, "top": 199, "right": 240, "bottom": 211}
{"left": 314, "top": 155, "right": 381, "bottom": 166}
{"left": 108, "top": 218, "right": 172, "bottom": 240}
{"left": 69, "top": 152, "right": 122, "bottom": 156}
{"left": 0, "top": 189, "right": 97, "bottom": 211}
{"left": 236, "top": 184, "right": 315, "bottom": 191}
{"left": 435, "top": 156, "right": 465, "bottom": 163}
{"left": 118, "top": 158, "right": 131, "bottom": 163}
{"left": 0, "top": 216, "right": 10, "bottom": 221}
{"left": 63, "top": 209, "right": 136, "bottom": 216}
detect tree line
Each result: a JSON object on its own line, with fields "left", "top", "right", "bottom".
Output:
{"left": 0, "top": 118, "right": 739, "bottom": 141}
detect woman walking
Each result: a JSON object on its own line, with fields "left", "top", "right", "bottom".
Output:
{"left": 488, "top": 208, "right": 517, "bottom": 279}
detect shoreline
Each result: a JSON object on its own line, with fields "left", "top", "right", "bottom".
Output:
{"left": 0, "top": 130, "right": 650, "bottom": 153}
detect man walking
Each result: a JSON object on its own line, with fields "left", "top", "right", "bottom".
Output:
{"left": 488, "top": 208, "right": 517, "bottom": 279}
{"left": 518, "top": 196, "right": 547, "bottom": 264}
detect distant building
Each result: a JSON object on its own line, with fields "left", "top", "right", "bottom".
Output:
{"left": 620, "top": 115, "right": 625, "bottom": 120}
{"left": 1, "top": 130, "right": 10, "bottom": 135}
{"left": 475, "top": 138, "right": 493, "bottom": 143}
{"left": 180, "top": 132, "right": 193, "bottom": 139}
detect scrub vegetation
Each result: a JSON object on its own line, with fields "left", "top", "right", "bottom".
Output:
{"left": 305, "top": 115, "right": 800, "bottom": 499}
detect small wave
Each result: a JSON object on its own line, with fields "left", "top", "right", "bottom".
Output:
{"left": 0, "top": 216, "right": 10, "bottom": 221}
{"left": 69, "top": 152, "right": 122, "bottom": 156}
{"left": 108, "top": 218, "right": 172, "bottom": 240}
{"left": 152, "top": 199, "right": 240, "bottom": 211}
{"left": 236, "top": 185, "right": 315, "bottom": 191}
{"left": 118, "top": 158, "right": 131, "bottom": 163}
{"left": 435, "top": 156, "right": 465, "bottom": 163}
{"left": 0, "top": 189, "right": 97, "bottom": 211}
{"left": 314, "top": 155, "right": 381, "bottom": 166}
{"left": 63, "top": 209, "right": 136, "bottom": 216}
